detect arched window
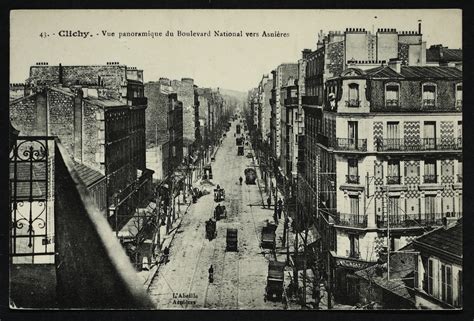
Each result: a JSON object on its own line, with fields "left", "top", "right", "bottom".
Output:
{"left": 385, "top": 82, "right": 400, "bottom": 107}
{"left": 347, "top": 83, "right": 360, "bottom": 107}
{"left": 422, "top": 83, "right": 437, "bottom": 108}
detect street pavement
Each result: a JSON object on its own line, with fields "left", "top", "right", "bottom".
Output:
{"left": 148, "top": 120, "right": 284, "bottom": 309}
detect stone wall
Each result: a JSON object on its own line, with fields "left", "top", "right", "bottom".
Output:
{"left": 144, "top": 82, "right": 169, "bottom": 148}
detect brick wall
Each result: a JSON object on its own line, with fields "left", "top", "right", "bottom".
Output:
{"left": 82, "top": 101, "right": 101, "bottom": 171}
{"left": 370, "top": 79, "right": 460, "bottom": 112}
{"left": 48, "top": 90, "right": 75, "bottom": 156}
{"left": 327, "top": 40, "right": 345, "bottom": 78}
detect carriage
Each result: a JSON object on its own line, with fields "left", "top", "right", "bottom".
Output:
{"left": 244, "top": 168, "right": 257, "bottom": 185}
{"left": 205, "top": 219, "right": 217, "bottom": 240}
{"left": 226, "top": 228, "right": 238, "bottom": 251}
{"left": 265, "top": 261, "right": 285, "bottom": 301}
{"left": 214, "top": 204, "right": 227, "bottom": 221}
{"left": 261, "top": 222, "right": 277, "bottom": 250}
{"left": 214, "top": 187, "right": 225, "bottom": 202}
{"left": 237, "top": 146, "right": 244, "bottom": 156}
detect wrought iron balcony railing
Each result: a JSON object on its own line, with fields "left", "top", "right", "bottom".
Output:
{"left": 385, "top": 99, "right": 399, "bottom": 107}
{"left": 376, "top": 138, "right": 462, "bottom": 152}
{"left": 423, "top": 99, "right": 436, "bottom": 107}
{"left": 346, "top": 99, "right": 360, "bottom": 107}
{"left": 335, "top": 138, "right": 367, "bottom": 151}
{"left": 423, "top": 174, "right": 438, "bottom": 184}
{"left": 377, "top": 212, "right": 462, "bottom": 228}
{"left": 386, "top": 175, "right": 401, "bottom": 184}
{"left": 346, "top": 174, "right": 360, "bottom": 184}
{"left": 335, "top": 213, "right": 368, "bottom": 228}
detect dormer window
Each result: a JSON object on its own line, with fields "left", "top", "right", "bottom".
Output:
{"left": 347, "top": 83, "right": 360, "bottom": 107}
{"left": 422, "top": 83, "right": 437, "bottom": 108}
{"left": 456, "top": 83, "right": 462, "bottom": 109}
{"left": 385, "top": 83, "right": 400, "bottom": 107}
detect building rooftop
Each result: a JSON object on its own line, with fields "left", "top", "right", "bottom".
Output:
{"left": 413, "top": 220, "right": 462, "bottom": 259}
{"left": 400, "top": 66, "right": 462, "bottom": 79}
{"left": 73, "top": 162, "right": 105, "bottom": 187}
{"left": 426, "top": 46, "right": 462, "bottom": 63}
{"left": 364, "top": 66, "right": 404, "bottom": 78}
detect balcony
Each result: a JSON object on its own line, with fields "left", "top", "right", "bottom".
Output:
{"left": 386, "top": 175, "right": 401, "bottom": 184}
{"left": 376, "top": 138, "right": 462, "bottom": 152}
{"left": 284, "top": 97, "right": 299, "bottom": 106}
{"left": 377, "top": 212, "right": 462, "bottom": 228}
{"left": 302, "top": 95, "right": 319, "bottom": 106}
{"left": 335, "top": 138, "right": 367, "bottom": 152}
{"left": 423, "top": 99, "right": 436, "bottom": 108}
{"left": 345, "top": 99, "right": 360, "bottom": 107}
{"left": 335, "top": 213, "right": 368, "bottom": 228}
{"left": 385, "top": 99, "right": 399, "bottom": 107}
{"left": 346, "top": 175, "right": 360, "bottom": 184}
{"left": 423, "top": 174, "right": 438, "bottom": 184}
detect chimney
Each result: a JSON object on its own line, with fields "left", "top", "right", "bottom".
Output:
{"left": 418, "top": 20, "right": 422, "bottom": 34}
{"left": 388, "top": 58, "right": 401, "bottom": 73}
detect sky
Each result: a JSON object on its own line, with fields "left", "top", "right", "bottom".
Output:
{"left": 10, "top": 9, "right": 462, "bottom": 92}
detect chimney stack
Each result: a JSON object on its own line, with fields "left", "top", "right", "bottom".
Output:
{"left": 388, "top": 58, "right": 401, "bottom": 73}
{"left": 418, "top": 20, "right": 422, "bottom": 34}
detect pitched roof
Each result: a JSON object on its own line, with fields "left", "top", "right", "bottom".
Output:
{"left": 400, "top": 66, "right": 462, "bottom": 79}
{"left": 73, "top": 162, "right": 105, "bottom": 187}
{"left": 414, "top": 220, "right": 462, "bottom": 258}
{"left": 365, "top": 66, "right": 404, "bottom": 78}
{"left": 426, "top": 47, "right": 462, "bottom": 62}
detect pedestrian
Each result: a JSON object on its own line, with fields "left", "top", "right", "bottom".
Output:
{"left": 277, "top": 198, "right": 283, "bottom": 219}
{"left": 267, "top": 196, "right": 271, "bottom": 209}
{"left": 239, "top": 176, "right": 243, "bottom": 185}
{"left": 163, "top": 246, "right": 170, "bottom": 264}
{"left": 208, "top": 265, "right": 214, "bottom": 283}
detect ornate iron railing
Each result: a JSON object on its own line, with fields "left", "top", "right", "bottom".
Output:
{"left": 386, "top": 175, "right": 402, "bottom": 184}
{"left": 9, "top": 136, "right": 55, "bottom": 262}
{"left": 335, "top": 213, "right": 368, "bottom": 228}
{"left": 335, "top": 138, "right": 367, "bottom": 151}
{"left": 376, "top": 138, "right": 462, "bottom": 152}
{"left": 385, "top": 99, "right": 399, "bottom": 107}
{"left": 346, "top": 99, "right": 360, "bottom": 107}
{"left": 346, "top": 175, "right": 360, "bottom": 184}
{"left": 423, "top": 174, "right": 438, "bottom": 184}
{"left": 376, "top": 212, "right": 462, "bottom": 228}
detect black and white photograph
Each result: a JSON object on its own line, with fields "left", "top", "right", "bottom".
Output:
{"left": 7, "top": 8, "right": 464, "bottom": 311}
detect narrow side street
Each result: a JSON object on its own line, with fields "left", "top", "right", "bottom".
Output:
{"left": 148, "top": 120, "right": 284, "bottom": 309}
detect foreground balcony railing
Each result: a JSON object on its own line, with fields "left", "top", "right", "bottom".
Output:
{"left": 377, "top": 212, "right": 462, "bottom": 228}
{"left": 335, "top": 138, "right": 367, "bottom": 151}
{"left": 376, "top": 138, "right": 462, "bottom": 152}
{"left": 346, "top": 174, "right": 360, "bottom": 184}
{"left": 335, "top": 213, "right": 368, "bottom": 228}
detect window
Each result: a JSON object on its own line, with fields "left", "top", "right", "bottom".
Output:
{"left": 427, "top": 258, "right": 434, "bottom": 295}
{"left": 386, "top": 122, "right": 400, "bottom": 150}
{"left": 423, "top": 122, "right": 436, "bottom": 149}
{"left": 441, "top": 263, "right": 453, "bottom": 305}
{"left": 385, "top": 83, "right": 400, "bottom": 107}
{"left": 458, "top": 159, "right": 463, "bottom": 183}
{"left": 388, "top": 196, "right": 401, "bottom": 224}
{"left": 387, "top": 160, "right": 401, "bottom": 184}
{"left": 424, "top": 160, "right": 437, "bottom": 183}
{"left": 349, "top": 234, "right": 360, "bottom": 258}
{"left": 347, "top": 83, "right": 360, "bottom": 107}
{"left": 456, "top": 84, "right": 462, "bottom": 108}
{"left": 422, "top": 84, "right": 437, "bottom": 107}
{"left": 425, "top": 195, "right": 437, "bottom": 222}
{"left": 349, "top": 195, "right": 359, "bottom": 216}
{"left": 348, "top": 121, "right": 358, "bottom": 148}
{"left": 457, "top": 270, "right": 463, "bottom": 307}
{"left": 347, "top": 159, "right": 359, "bottom": 184}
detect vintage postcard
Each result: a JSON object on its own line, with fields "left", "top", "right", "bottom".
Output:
{"left": 8, "top": 9, "right": 462, "bottom": 310}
